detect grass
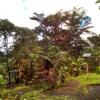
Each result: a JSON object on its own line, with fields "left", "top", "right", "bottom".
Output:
{"left": 75, "top": 73, "right": 100, "bottom": 85}
{"left": 20, "top": 91, "right": 74, "bottom": 100}
{"left": 0, "top": 85, "right": 34, "bottom": 100}
{"left": 0, "top": 85, "right": 73, "bottom": 100}
{"left": 0, "top": 73, "right": 100, "bottom": 100}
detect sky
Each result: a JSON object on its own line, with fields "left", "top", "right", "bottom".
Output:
{"left": 0, "top": 0, "right": 100, "bottom": 37}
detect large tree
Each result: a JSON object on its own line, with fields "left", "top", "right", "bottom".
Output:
{"left": 30, "top": 8, "right": 93, "bottom": 56}
{"left": 12, "top": 27, "right": 37, "bottom": 56}
{"left": 0, "top": 19, "right": 15, "bottom": 86}
{"left": 11, "top": 27, "right": 37, "bottom": 84}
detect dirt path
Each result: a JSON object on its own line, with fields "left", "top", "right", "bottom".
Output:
{"left": 48, "top": 80, "right": 80, "bottom": 96}
{"left": 46, "top": 80, "right": 100, "bottom": 100}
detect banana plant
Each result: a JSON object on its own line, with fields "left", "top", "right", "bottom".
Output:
{"left": 69, "top": 57, "right": 87, "bottom": 76}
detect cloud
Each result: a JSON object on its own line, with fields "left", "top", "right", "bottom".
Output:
{"left": 0, "top": 0, "right": 100, "bottom": 34}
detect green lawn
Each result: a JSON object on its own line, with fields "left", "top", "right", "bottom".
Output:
{"left": 75, "top": 73, "right": 100, "bottom": 85}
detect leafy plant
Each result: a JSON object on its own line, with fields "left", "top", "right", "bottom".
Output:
{"left": 69, "top": 57, "right": 87, "bottom": 76}
{"left": 0, "top": 75, "right": 7, "bottom": 87}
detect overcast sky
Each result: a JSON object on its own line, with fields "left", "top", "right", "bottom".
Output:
{"left": 0, "top": 0, "right": 100, "bottom": 35}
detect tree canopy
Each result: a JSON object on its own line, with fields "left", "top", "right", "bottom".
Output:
{"left": 96, "top": 0, "right": 100, "bottom": 3}
{"left": 88, "top": 34, "right": 100, "bottom": 47}
{"left": 31, "top": 8, "right": 93, "bottom": 56}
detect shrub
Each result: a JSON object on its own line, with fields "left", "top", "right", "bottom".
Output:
{"left": 96, "top": 66, "right": 100, "bottom": 73}
{"left": 0, "top": 75, "right": 7, "bottom": 87}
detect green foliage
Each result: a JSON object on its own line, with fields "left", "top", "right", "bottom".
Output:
{"left": 70, "top": 57, "right": 87, "bottom": 75}
{"left": 53, "top": 51, "right": 71, "bottom": 81}
{"left": 0, "top": 19, "right": 15, "bottom": 51}
{"left": 12, "top": 26, "right": 36, "bottom": 58}
{"left": 90, "top": 47, "right": 100, "bottom": 56}
{"left": 0, "top": 65, "right": 7, "bottom": 76}
{"left": 0, "top": 19, "right": 14, "bottom": 32}
{"left": 88, "top": 34, "right": 100, "bottom": 47}
{"left": 31, "top": 8, "right": 92, "bottom": 56}
{"left": 96, "top": 66, "right": 100, "bottom": 73}
{"left": 0, "top": 75, "right": 7, "bottom": 86}
{"left": 96, "top": 0, "right": 100, "bottom": 3}
{"left": 87, "top": 35, "right": 100, "bottom": 60}
{"left": 75, "top": 73, "right": 100, "bottom": 85}
{"left": 83, "top": 45, "right": 100, "bottom": 68}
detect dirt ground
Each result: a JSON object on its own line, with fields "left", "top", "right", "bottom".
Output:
{"left": 46, "top": 80, "right": 100, "bottom": 100}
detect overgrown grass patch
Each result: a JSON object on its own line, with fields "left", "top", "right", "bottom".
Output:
{"left": 20, "top": 91, "right": 75, "bottom": 100}
{"left": 75, "top": 73, "right": 100, "bottom": 85}
{"left": 0, "top": 85, "right": 34, "bottom": 100}
{"left": 0, "top": 85, "right": 75, "bottom": 100}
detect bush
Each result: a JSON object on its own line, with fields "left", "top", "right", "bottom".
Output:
{"left": 96, "top": 66, "right": 100, "bottom": 73}
{"left": 0, "top": 75, "right": 7, "bottom": 87}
